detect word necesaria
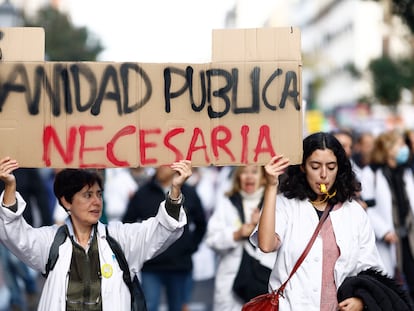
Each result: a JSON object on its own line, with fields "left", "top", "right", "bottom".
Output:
{"left": 42, "top": 123, "right": 277, "bottom": 167}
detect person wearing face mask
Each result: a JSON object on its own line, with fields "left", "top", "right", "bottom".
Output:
{"left": 367, "top": 129, "right": 414, "bottom": 302}
{"left": 404, "top": 128, "right": 414, "bottom": 173}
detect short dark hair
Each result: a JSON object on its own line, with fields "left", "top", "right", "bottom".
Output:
{"left": 280, "top": 132, "right": 361, "bottom": 204}
{"left": 54, "top": 169, "right": 103, "bottom": 208}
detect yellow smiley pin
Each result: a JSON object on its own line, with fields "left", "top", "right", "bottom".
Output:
{"left": 101, "top": 263, "right": 113, "bottom": 278}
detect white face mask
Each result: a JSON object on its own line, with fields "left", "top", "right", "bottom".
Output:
{"left": 395, "top": 145, "right": 410, "bottom": 165}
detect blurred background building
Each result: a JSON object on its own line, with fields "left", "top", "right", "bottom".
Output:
{"left": 227, "top": 0, "right": 414, "bottom": 134}
{"left": 1, "top": 0, "right": 414, "bottom": 134}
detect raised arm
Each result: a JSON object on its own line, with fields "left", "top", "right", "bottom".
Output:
{"left": 170, "top": 160, "right": 192, "bottom": 199}
{"left": 165, "top": 160, "right": 192, "bottom": 220}
{"left": 257, "top": 155, "right": 289, "bottom": 253}
{"left": 0, "top": 157, "right": 19, "bottom": 207}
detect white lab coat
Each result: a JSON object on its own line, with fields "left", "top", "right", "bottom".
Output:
{"left": 104, "top": 168, "right": 138, "bottom": 221}
{"left": 366, "top": 167, "right": 414, "bottom": 277}
{"left": 206, "top": 193, "right": 275, "bottom": 311}
{"left": 0, "top": 192, "right": 186, "bottom": 311}
{"left": 250, "top": 195, "right": 384, "bottom": 311}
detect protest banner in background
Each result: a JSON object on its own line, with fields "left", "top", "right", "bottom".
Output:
{"left": 0, "top": 27, "right": 303, "bottom": 168}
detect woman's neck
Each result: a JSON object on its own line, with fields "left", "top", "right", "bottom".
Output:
{"left": 72, "top": 223, "right": 93, "bottom": 248}
{"left": 240, "top": 186, "right": 264, "bottom": 200}
{"left": 311, "top": 199, "right": 327, "bottom": 211}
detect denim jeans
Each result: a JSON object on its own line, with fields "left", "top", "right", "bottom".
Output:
{"left": 0, "top": 245, "right": 38, "bottom": 311}
{"left": 141, "top": 270, "right": 192, "bottom": 311}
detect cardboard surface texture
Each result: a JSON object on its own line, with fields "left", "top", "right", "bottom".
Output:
{"left": 0, "top": 27, "right": 303, "bottom": 168}
{"left": 0, "top": 27, "right": 44, "bottom": 61}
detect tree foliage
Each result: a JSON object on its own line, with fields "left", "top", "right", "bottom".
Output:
{"left": 367, "top": 0, "right": 414, "bottom": 33}
{"left": 369, "top": 56, "right": 403, "bottom": 105}
{"left": 24, "top": 5, "right": 103, "bottom": 61}
{"left": 391, "top": 0, "right": 414, "bottom": 33}
{"left": 369, "top": 56, "right": 414, "bottom": 106}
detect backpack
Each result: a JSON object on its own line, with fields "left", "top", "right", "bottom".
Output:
{"left": 43, "top": 225, "right": 147, "bottom": 311}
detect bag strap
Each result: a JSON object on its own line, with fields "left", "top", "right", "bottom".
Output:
{"left": 105, "top": 227, "right": 133, "bottom": 291}
{"left": 277, "top": 204, "right": 333, "bottom": 296}
{"left": 43, "top": 224, "right": 68, "bottom": 278}
{"left": 44, "top": 224, "right": 146, "bottom": 310}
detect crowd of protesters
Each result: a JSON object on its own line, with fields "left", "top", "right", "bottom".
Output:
{"left": 333, "top": 127, "right": 414, "bottom": 304}
{"left": 0, "top": 126, "right": 414, "bottom": 310}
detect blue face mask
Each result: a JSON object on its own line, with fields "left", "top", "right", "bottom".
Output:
{"left": 395, "top": 145, "right": 410, "bottom": 165}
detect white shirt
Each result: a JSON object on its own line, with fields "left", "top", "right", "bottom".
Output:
{"left": 250, "top": 195, "right": 384, "bottom": 311}
{"left": 366, "top": 167, "right": 414, "bottom": 277}
{"left": 206, "top": 189, "right": 275, "bottom": 311}
{"left": 104, "top": 168, "right": 138, "bottom": 221}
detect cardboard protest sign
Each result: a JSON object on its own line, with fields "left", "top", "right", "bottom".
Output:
{"left": 0, "top": 27, "right": 303, "bottom": 168}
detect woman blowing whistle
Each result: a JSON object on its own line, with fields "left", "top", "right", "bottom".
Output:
{"left": 250, "top": 132, "right": 387, "bottom": 311}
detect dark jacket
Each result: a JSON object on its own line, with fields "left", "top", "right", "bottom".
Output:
{"left": 0, "top": 168, "right": 52, "bottom": 226}
{"left": 122, "top": 176, "right": 207, "bottom": 272}
{"left": 337, "top": 269, "right": 414, "bottom": 311}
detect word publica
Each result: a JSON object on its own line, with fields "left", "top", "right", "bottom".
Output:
{"left": 42, "top": 123, "right": 277, "bottom": 167}
{"left": 0, "top": 63, "right": 300, "bottom": 118}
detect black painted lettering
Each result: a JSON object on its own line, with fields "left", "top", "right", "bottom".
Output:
{"left": 233, "top": 67, "right": 260, "bottom": 114}
{"left": 187, "top": 66, "right": 207, "bottom": 112}
{"left": 36, "top": 64, "right": 70, "bottom": 116}
{"left": 120, "top": 63, "right": 152, "bottom": 114}
{"left": 262, "top": 68, "right": 283, "bottom": 111}
{"left": 279, "top": 71, "right": 300, "bottom": 110}
{"left": 207, "top": 68, "right": 232, "bottom": 119}
{"left": 91, "top": 65, "right": 122, "bottom": 116}
{"left": 70, "top": 64, "right": 97, "bottom": 113}
{"left": 0, "top": 64, "right": 34, "bottom": 114}
{"left": 164, "top": 67, "right": 188, "bottom": 113}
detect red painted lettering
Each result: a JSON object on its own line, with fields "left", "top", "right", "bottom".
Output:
{"left": 139, "top": 128, "right": 161, "bottom": 165}
{"left": 186, "top": 127, "right": 210, "bottom": 163}
{"left": 240, "top": 125, "right": 249, "bottom": 164}
{"left": 42, "top": 125, "right": 77, "bottom": 166}
{"left": 211, "top": 125, "right": 234, "bottom": 162}
{"left": 41, "top": 122, "right": 279, "bottom": 167}
{"left": 107, "top": 125, "right": 136, "bottom": 167}
{"left": 79, "top": 125, "right": 105, "bottom": 168}
{"left": 164, "top": 128, "right": 185, "bottom": 162}
{"left": 253, "top": 125, "right": 276, "bottom": 161}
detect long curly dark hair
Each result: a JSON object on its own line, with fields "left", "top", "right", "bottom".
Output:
{"left": 279, "top": 132, "right": 361, "bottom": 205}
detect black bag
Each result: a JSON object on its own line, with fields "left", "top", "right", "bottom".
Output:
{"left": 233, "top": 248, "right": 272, "bottom": 303}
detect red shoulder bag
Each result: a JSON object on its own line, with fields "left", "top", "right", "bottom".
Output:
{"left": 242, "top": 205, "right": 332, "bottom": 311}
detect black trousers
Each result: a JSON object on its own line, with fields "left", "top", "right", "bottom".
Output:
{"left": 402, "top": 237, "right": 414, "bottom": 302}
